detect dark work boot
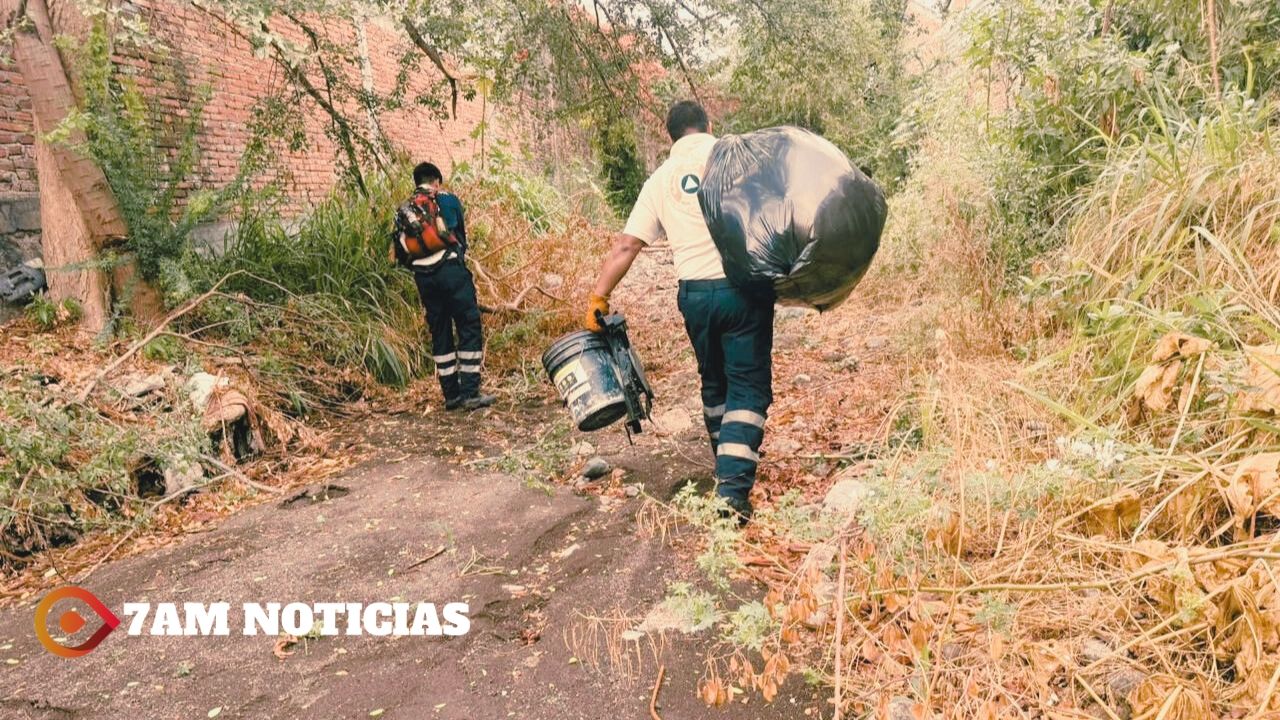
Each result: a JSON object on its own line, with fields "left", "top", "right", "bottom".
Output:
{"left": 717, "top": 494, "right": 753, "bottom": 528}
{"left": 444, "top": 396, "right": 465, "bottom": 411}
{"left": 461, "top": 393, "right": 496, "bottom": 411}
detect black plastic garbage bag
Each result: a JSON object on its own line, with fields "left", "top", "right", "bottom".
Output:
{"left": 697, "top": 127, "right": 886, "bottom": 311}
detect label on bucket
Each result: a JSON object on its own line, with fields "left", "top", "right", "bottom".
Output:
{"left": 553, "top": 360, "right": 591, "bottom": 405}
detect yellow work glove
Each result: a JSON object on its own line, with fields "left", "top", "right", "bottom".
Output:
{"left": 584, "top": 293, "right": 610, "bottom": 333}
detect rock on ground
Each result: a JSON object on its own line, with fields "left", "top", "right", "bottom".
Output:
{"left": 581, "top": 456, "right": 612, "bottom": 480}
{"left": 822, "top": 476, "right": 872, "bottom": 517}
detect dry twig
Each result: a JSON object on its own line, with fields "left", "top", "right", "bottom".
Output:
{"left": 649, "top": 664, "right": 665, "bottom": 720}
{"left": 76, "top": 272, "right": 244, "bottom": 402}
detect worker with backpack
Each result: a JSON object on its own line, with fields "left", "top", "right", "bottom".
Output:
{"left": 391, "top": 162, "right": 495, "bottom": 411}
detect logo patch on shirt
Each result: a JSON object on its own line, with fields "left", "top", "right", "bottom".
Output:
{"left": 679, "top": 174, "right": 701, "bottom": 194}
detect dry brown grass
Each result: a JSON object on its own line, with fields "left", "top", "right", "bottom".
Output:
{"left": 674, "top": 120, "right": 1280, "bottom": 718}
{"left": 451, "top": 177, "right": 610, "bottom": 379}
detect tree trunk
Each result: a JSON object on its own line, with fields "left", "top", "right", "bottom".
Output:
{"left": 3, "top": 0, "right": 152, "bottom": 332}
{"left": 32, "top": 129, "right": 111, "bottom": 330}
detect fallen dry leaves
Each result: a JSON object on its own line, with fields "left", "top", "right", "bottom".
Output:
{"left": 1238, "top": 345, "right": 1280, "bottom": 415}
{"left": 1224, "top": 453, "right": 1280, "bottom": 528}
{"left": 1134, "top": 332, "right": 1212, "bottom": 413}
{"left": 1128, "top": 673, "right": 1210, "bottom": 720}
{"left": 272, "top": 635, "right": 300, "bottom": 660}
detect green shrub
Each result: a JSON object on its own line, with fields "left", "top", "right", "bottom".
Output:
{"left": 141, "top": 335, "right": 185, "bottom": 363}
{"left": 196, "top": 169, "right": 426, "bottom": 393}
{"left": 24, "top": 295, "right": 83, "bottom": 331}
{"left": 722, "top": 601, "right": 777, "bottom": 652}
{"left": 56, "top": 10, "right": 237, "bottom": 301}
{"left": 966, "top": 0, "right": 1280, "bottom": 273}
{"left": 723, "top": 0, "right": 915, "bottom": 188}
{"left": 0, "top": 376, "right": 209, "bottom": 562}
{"left": 593, "top": 111, "right": 645, "bottom": 216}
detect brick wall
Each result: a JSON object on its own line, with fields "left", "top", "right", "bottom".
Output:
{"left": 0, "top": 62, "right": 38, "bottom": 194}
{"left": 0, "top": 1, "right": 496, "bottom": 247}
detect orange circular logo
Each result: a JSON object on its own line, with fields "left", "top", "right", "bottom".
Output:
{"left": 34, "top": 586, "right": 120, "bottom": 657}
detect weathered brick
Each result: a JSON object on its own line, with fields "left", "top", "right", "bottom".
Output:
{"left": 0, "top": 0, "right": 497, "bottom": 207}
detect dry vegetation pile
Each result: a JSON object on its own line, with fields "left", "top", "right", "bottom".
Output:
{"left": 0, "top": 323, "right": 344, "bottom": 601}
{"left": 451, "top": 159, "right": 610, "bottom": 384}
{"left": 639, "top": 106, "right": 1280, "bottom": 719}
{"left": 0, "top": 157, "right": 610, "bottom": 599}
{"left": 492, "top": 18, "right": 1280, "bottom": 709}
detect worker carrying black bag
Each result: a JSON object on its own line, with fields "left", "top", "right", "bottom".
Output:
{"left": 697, "top": 126, "right": 887, "bottom": 311}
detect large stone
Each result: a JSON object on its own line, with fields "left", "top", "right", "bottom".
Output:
{"left": 887, "top": 697, "right": 919, "bottom": 720}
{"left": 635, "top": 602, "right": 691, "bottom": 634}
{"left": 120, "top": 373, "right": 167, "bottom": 398}
{"left": 163, "top": 460, "right": 203, "bottom": 496}
{"left": 1107, "top": 666, "right": 1147, "bottom": 701}
{"left": 581, "top": 456, "right": 611, "bottom": 480}
{"left": 1079, "top": 637, "right": 1113, "bottom": 665}
{"left": 801, "top": 577, "right": 835, "bottom": 629}
{"left": 185, "top": 372, "right": 229, "bottom": 411}
{"left": 800, "top": 542, "right": 837, "bottom": 575}
{"left": 822, "top": 477, "right": 872, "bottom": 516}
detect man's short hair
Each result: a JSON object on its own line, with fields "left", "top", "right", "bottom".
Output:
{"left": 413, "top": 162, "right": 443, "bottom": 186}
{"left": 666, "top": 101, "right": 709, "bottom": 141}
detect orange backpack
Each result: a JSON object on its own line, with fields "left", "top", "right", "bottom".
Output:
{"left": 394, "top": 189, "right": 455, "bottom": 260}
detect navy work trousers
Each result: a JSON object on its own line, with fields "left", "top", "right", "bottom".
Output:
{"left": 677, "top": 279, "right": 774, "bottom": 504}
{"left": 413, "top": 259, "right": 484, "bottom": 401}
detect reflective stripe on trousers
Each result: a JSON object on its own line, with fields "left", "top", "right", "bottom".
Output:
{"left": 676, "top": 278, "right": 774, "bottom": 504}
{"left": 414, "top": 261, "right": 485, "bottom": 400}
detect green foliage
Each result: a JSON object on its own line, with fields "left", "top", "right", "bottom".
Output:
{"left": 672, "top": 484, "right": 746, "bottom": 591}
{"left": 966, "top": 0, "right": 1280, "bottom": 274}
{"left": 63, "top": 10, "right": 236, "bottom": 301}
{"left": 722, "top": 600, "right": 778, "bottom": 652}
{"left": 196, "top": 169, "right": 427, "bottom": 393}
{"left": 1, "top": 381, "right": 138, "bottom": 518}
{"left": 1034, "top": 100, "right": 1280, "bottom": 439}
{"left": 852, "top": 454, "right": 954, "bottom": 564}
{"left": 484, "top": 420, "right": 573, "bottom": 489}
{"left": 453, "top": 145, "right": 572, "bottom": 234}
{"left": 0, "top": 375, "right": 209, "bottom": 553}
{"left": 659, "top": 582, "right": 721, "bottom": 633}
{"left": 141, "top": 335, "right": 186, "bottom": 363}
{"left": 973, "top": 593, "right": 1017, "bottom": 633}
{"left": 723, "top": 0, "right": 916, "bottom": 188}
{"left": 753, "top": 490, "right": 838, "bottom": 543}
{"left": 24, "top": 295, "right": 83, "bottom": 331}
{"left": 593, "top": 111, "right": 645, "bottom": 216}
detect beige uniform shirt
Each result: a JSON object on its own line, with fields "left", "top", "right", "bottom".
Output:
{"left": 622, "top": 133, "right": 726, "bottom": 281}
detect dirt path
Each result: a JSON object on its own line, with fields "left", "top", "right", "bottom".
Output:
{"left": 0, "top": 250, "right": 872, "bottom": 720}
{"left": 0, "top": 400, "right": 827, "bottom": 719}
